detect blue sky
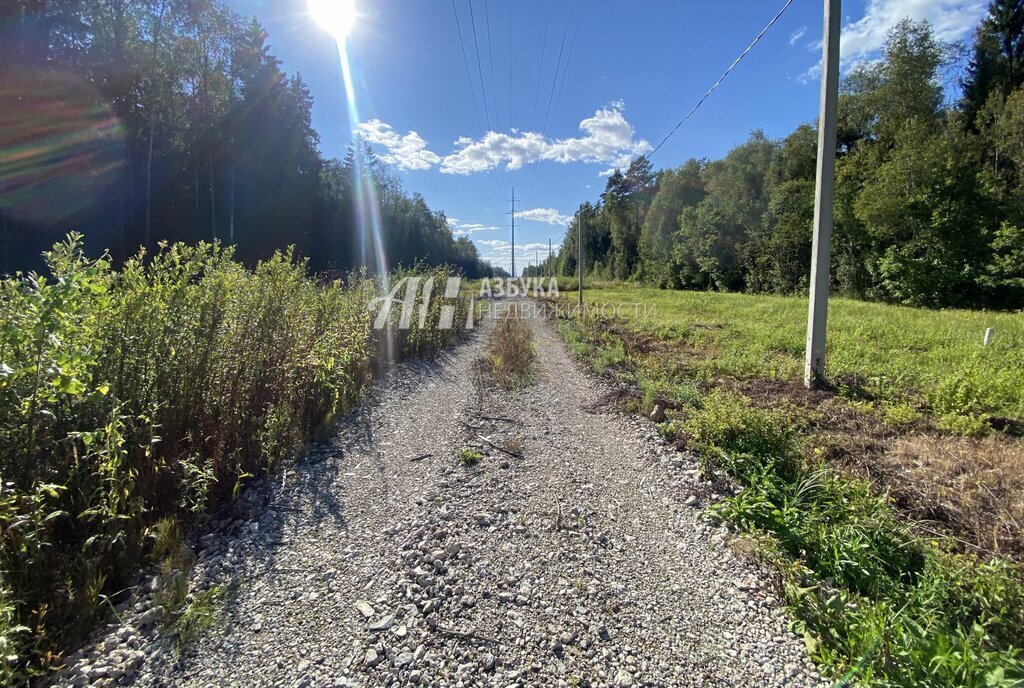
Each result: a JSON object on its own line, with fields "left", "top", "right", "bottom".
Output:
{"left": 223, "top": 0, "right": 987, "bottom": 275}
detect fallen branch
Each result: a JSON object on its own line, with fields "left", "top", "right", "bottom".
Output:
{"left": 477, "top": 435, "right": 523, "bottom": 459}
{"left": 409, "top": 452, "right": 432, "bottom": 463}
{"left": 435, "top": 625, "right": 497, "bottom": 644}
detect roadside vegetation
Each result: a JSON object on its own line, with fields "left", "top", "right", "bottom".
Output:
{"left": 482, "top": 308, "right": 537, "bottom": 389}
{"left": 554, "top": 286, "right": 1024, "bottom": 686}
{"left": 0, "top": 235, "right": 469, "bottom": 681}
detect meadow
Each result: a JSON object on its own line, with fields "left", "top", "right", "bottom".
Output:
{"left": 0, "top": 235, "right": 467, "bottom": 680}
{"left": 554, "top": 284, "right": 1024, "bottom": 686}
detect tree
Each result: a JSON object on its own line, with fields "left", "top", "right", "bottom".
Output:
{"left": 962, "top": 0, "right": 1024, "bottom": 123}
{"left": 639, "top": 158, "right": 705, "bottom": 287}
{"left": 856, "top": 121, "right": 995, "bottom": 306}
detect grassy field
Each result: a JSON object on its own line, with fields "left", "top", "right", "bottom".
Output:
{"left": 552, "top": 285, "right": 1024, "bottom": 687}
{"left": 563, "top": 286, "right": 1024, "bottom": 429}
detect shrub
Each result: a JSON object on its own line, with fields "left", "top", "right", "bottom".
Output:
{"left": 0, "top": 235, "right": 467, "bottom": 678}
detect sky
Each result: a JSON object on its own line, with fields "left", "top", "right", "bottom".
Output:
{"left": 222, "top": 0, "right": 988, "bottom": 275}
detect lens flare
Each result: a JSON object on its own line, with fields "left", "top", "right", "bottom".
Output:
{"left": 0, "top": 68, "right": 125, "bottom": 226}
{"left": 310, "top": 2, "right": 394, "bottom": 360}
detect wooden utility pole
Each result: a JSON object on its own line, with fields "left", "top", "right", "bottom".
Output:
{"left": 577, "top": 209, "right": 584, "bottom": 307}
{"left": 805, "top": 0, "right": 841, "bottom": 388}
{"left": 548, "top": 238, "right": 552, "bottom": 279}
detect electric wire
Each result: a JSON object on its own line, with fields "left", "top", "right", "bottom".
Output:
{"left": 539, "top": 0, "right": 574, "bottom": 139}
{"left": 529, "top": 1, "right": 553, "bottom": 132}
{"left": 528, "top": 0, "right": 584, "bottom": 206}
{"left": 645, "top": 0, "right": 796, "bottom": 161}
{"left": 452, "top": 0, "right": 506, "bottom": 238}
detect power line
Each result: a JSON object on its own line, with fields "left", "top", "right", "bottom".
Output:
{"left": 528, "top": 0, "right": 584, "bottom": 206}
{"left": 451, "top": 0, "right": 507, "bottom": 235}
{"left": 451, "top": 0, "right": 484, "bottom": 137}
{"left": 550, "top": 0, "right": 585, "bottom": 140}
{"left": 529, "top": 1, "right": 553, "bottom": 132}
{"left": 526, "top": 0, "right": 574, "bottom": 208}
{"left": 539, "top": 0, "right": 574, "bottom": 139}
{"left": 467, "top": 0, "right": 492, "bottom": 129}
{"left": 645, "top": 0, "right": 796, "bottom": 161}
{"left": 484, "top": 0, "right": 499, "bottom": 132}
{"left": 600, "top": 0, "right": 797, "bottom": 198}
{"left": 482, "top": 0, "right": 514, "bottom": 259}
{"left": 507, "top": 0, "right": 514, "bottom": 133}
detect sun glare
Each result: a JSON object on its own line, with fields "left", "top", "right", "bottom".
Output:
{"left": 308, "top": 0, "right": 357, "bottom": 42}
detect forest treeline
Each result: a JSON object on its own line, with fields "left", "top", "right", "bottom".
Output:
{"left": 0, "top": 0, "right": 499, "bottom": 278}
{"left": 528, "top": 5, "right": 1024, "bottom": 310}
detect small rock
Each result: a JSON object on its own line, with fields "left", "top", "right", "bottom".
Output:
{"left": 614, "top": 669, "right": 635, "bottom": 687}
{"left": 354, "top": 600, "right": 374, "bottom": 619}
{"left": 369, "top": 614, "right": 395, "bottom": 632}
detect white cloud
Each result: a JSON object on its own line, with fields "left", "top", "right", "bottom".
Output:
{"left": 440, "top": 102, "right": 651, "bottom": 175}
{"left": 448, "top": 217, "right": 499, "bottom": 235}
{"left": 840, "top": 0, "right": 985, "bottom": 62}
{"left": 518, "top": 208, "right": 572, "bottom": 226}
{"left": 477, "top": 239, "right": 511, "bottom": 249}
{"left": 356, "top": 119, "right": 441, "bottom": 171}
{"left": 521, "top": 242, "right": 559, "bottom": 252}
{"left": 789, "top": 26, "right": 807, "bottom": 46}
{"left": 797, "top": 0, "right": 985, "bottom": 83}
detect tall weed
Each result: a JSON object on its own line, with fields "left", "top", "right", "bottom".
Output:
{"left": 0, "top": 234, "right": 467, "bottom": 678}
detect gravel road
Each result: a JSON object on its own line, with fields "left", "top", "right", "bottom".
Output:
{"left": 55, "top": 302, "right": 823, "bottom": 688}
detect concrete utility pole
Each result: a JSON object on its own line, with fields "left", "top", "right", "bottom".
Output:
{"left": 805, "top": 0, "right": 841, "bottom": 388}
{"left": 548, "top": 238, "right": 552, "bottom": 279}
{"left": 577, "top": 209, "right": 584, "bottom": 307}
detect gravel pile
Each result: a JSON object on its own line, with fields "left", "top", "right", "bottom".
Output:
{"left": 51, "top": 304, "right": 824, "bottom": 687}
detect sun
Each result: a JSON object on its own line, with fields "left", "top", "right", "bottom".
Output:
{"left": 308, "top": 0, "right": 357, "bottom": 42}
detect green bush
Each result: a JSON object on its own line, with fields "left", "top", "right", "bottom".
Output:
{"left": 0, "top": 235, "right": 467, "bottom": 679}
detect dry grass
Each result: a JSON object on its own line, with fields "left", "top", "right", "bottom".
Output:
{"left": 485, "top": 313, "right": 536, "bottom": 388}
{"left": 735, "top": 378, "right": 1024, "bottom": 559}
{"left": 872, "top": 434, "right": 1024, "bottom": 557}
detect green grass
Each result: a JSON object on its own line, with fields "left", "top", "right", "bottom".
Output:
{"left": 170, "top": 585, "right": 227, "bottom": 648}
{"left": 459, "top": 448, "right": 483, "bottom": 465}
{"left": 566, "top": 287, "right": 1023, "bottom": 431}
{"left": 553, "top": 286, "right": 1024, "bottom": 687}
